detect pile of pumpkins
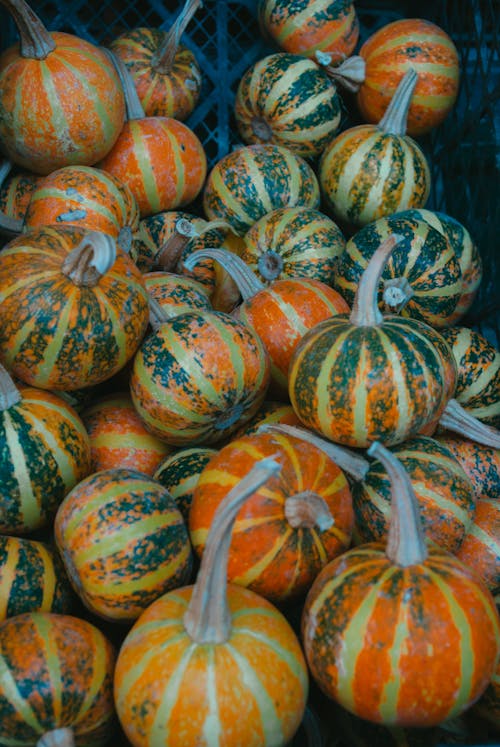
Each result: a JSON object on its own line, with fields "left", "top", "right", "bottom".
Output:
{"left": 0, "top": 0, "right": 498, "bottom": 745}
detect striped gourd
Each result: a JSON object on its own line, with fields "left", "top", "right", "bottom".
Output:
{"left": 235, "top": 53, "right": 342, "bottom": 158}
{"left": 131, "top": 211, "right": 206, "bottom": 272}
{"left": 234, "top": 400, "right": 301, "bottom": 438}
{"left": 203, "top": 143, "right": 320, "bottom": 235}
{"left": 356, "top": 18, "right": 460, "bottom": 137}
{"left": 0, "top": 366, "right": 91, "bottom": 534}
{"left": 189, "top": 430, "right": 354, "bottom": 603}
{"left": 335, "top": 212, "right": 463, "bottom": 329}
{"left": 0, "top": 169, "right": 41, "bottom": 221}
{"left": 153, "top": 446, "right": 218, "bottom": 522}
{"left": 436, "top": 434, "right": 500, "bottom": 501}
{"left": 240, "top": 206, "right": 345, "bottom": 287}
{"left": 0, "top": 612, "right": 116, "bottom": 746}
{"left": 456, "top": 496, "right": 500, "bottom": 595}
{"left": 145, "top": 271, "right": 212, "bottom": 321}
{"left": 440, "top": 326, "right": 500, "bottom": 428}
{"left": 302, "top": 442, "right": 500, "bottom": 727}
{"left": 0, "top": 0, "right": 125, "bottom": 174}
{"left": 55, "top": 468, "right": 193, "bottom": 623}
{"left": 258, "top": 0, "right": 359, "bottom": 64}
{"left": 114, "top": 459, "right": 309, "bottom": 747}
{"left": 0, "top": 226, "right": 149, "bottom": 391}
{"left": 0, "top": 536, "right": 73, "bottom": 621}
{"left": 319, "top": 70, "right": 431, "bottom": 229}
{"left": 130, "top": 310, "right": 270, "bottom": 446}
{"left": 289, "top": 236, "right": 453, "bottom": 447}
{"left": 109, "top": 0, "right": 202, "bottom": 121}
{"left": 81, "top": 392, "right": 172, "bottom": 475}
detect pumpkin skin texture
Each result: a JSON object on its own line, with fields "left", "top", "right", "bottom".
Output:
{"left": 456, "top": 496, "right": 500, "bottom": 595}
{"left": 235, "top": 53, "right": 342, "bottom": 159}
{"left": 0, "top": 225, "right": 150, "bottom": 391}
{"left": 233, "top": 399, "right": 301, "bottom": 438}
{"left": 130, "top": 310, "right": 271, "bottom": 446}
{"left": 55, "top": 468, "right": 193, "bottom": 623}
{"left": 258, "top": 0, "right": 359, "bottom": 63}
{"left": 0, "top": 536, "right": 73, "bottom": 621}
{"left": 0, "top": 170, "right": 41, "bottom": 221}
{"left": 0, "top": 31, "right": 126, "bottom": 175}
{"left": 357, "top": 18, "right": 460, "bottom": 137}
{"left": 202, "top": 143, "right": 320, "bottom": 235}
{"left": 0, "top": 611, "right": 116, "bottom": 746}
{"left": 153, "top": 446, "right": 218, "bottom": 523}
{"left": 435, "top": 434, "right": 500, "bottom": 501}
{"left": 144, "top": 271, "right": 212, "bottom": 320}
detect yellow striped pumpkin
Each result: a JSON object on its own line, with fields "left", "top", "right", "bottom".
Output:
{"left": 436, "top": 434, "right": 500, "bottom": 501}
{"left": 153, "top": 446, "right": 218, "bottom": 523}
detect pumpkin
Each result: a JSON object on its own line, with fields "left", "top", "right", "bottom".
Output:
{"left": 202, "top": 143, "right": 320, "bottom": 235}
{"left": 114, "top": 458, "right": 309, "bottom": 746}
{"left": 319, "top": 69, "right": 431, "bottom": 230}
{"left": 435, "top": 433, "right": 500, "bottom": 501}
{"left": 109, "top": 0, "right": 202, "bottom": 121}
{"left": 0, "top": 0, "right": 125, "bottom": 174}
{"left": 130, "top": 308, "right": 270, "bottom": 446}
{"left": 0, "top": 612, "right": 116, "bottom": 746}
{"left": 233, "top": 399, "right": 301, "bottom": 438}
{"left": 0, "top": 227, "right": 149, "bottom": 390}
{"left": 55, "top": 468, "right": 193, "bottom": 623}
{"left": 184, "top": 246, "right": 349, "bottom": 398}
{"left": 301, "top": 441, "right": 500, "bottom": 727}
{"left": 472, "top": 656, "right": 500, "bottom": 731}
{"left": 0, "top": 365, "right": 91, "bottom": 534}
{"left": 98, "top": 50, "right": 206, "bottom": 217}
{"left": 130, "top": 211, "right": 206, "bottom": 272}
{"left": 144, "top": 271, "right": 212, "bottom": 321}
{"left": 81, "top": 391, "right": 172, "bottom": 475}
{"left": 240, "top": 206, "right": 345, "bottom": 287}
{"left": 456, "top": 496, "right": 500, "bottom": 595}
{"left": 288, "top": 235, "right": 454, "bottom": 447}
{"left": 234, "top": 52, "right": 342, "bottom": 158}
{"left": 189, "top": 429, "right": 354, "bottom": 603}
{"left": 0, "top": 536, "right": 73, "bottom": 620}
{"left": 0, "top": 163, "right": 40, "bottom": 223}
{"left": 153, "top": 446, "right": 218, "bottom": 523}
{"left": 258, "top": 0, "right": 359, "bottom": 64}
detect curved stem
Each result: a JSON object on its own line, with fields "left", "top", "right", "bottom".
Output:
{"left": 102, "top": 47, "right": 145, "bottom": 120}
{"left": 367, "top": 442, "right": 428, "bottom": 567}
{"left": 155, "top": 218, "right": 199, "bottom": 271}
{"left": 183, "top": 247, "right": 265, "bottom": 300}
{"left": 349, "top": 234, "right": 404, "bottom": 327}
{"left": 61, "top": 231, "right": 117, "bottom": 287}
{"left": 318, "top": 54, "right": 366, "bottom": 93}
{"left": 36, "top": 728, "right": 75, "bottom": 747}
{"left": 439, "top": 399, "right": 500, "bottom": 449}
{"left": 0, "top": 363, "right": 21, "bottom": 410}
{"left": 0, "top": 0, "right": 55, "bottom": 58}
{"left": 148, "top": 293, "right": 170, "bottom": 330}
{"left": 378, "top": 68, "right": 418, "bottom": 136}
{"left": 152, "top": 0, "right": 202, "bottom": 73}
{"left": 284, "top": 491, "right": 334, "bottom": 531}
{"left": 383, "top": 276, "right": 414, "bottom": 313}
{"left": 183, "top": 457, "right": 281, "bottom": 644}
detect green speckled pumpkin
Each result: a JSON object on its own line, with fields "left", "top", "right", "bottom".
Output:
{"left": 153, "top": 446, "right": 218, "bottom": 522}
{"left": 130, "top": 211, "right": 206, "bottom": 272}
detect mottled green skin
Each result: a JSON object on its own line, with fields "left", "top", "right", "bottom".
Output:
{"left": 153, "top": 447, "right": 217, "bottom": 522}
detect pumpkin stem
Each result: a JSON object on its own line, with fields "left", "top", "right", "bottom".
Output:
{"left": 148, "top": 293, "right": 170, "bottom": 330}
{"left": 251, "top": 117, "right": 273, "bottom": 142}
{"left": 259, "top": 423, "right": 369, "bottom": 482}
{"left": 379, "top": 68, "right": 418, "bottom": 136}
{"left": 285, "top": 491, "right": 334, "bottom": 531}
{"left": 439, "top": 398, "right": 500, "bottom": 449}
{"left": 0, "top": 363, "right": 22, "bottom": 410}
{"left": 383, "top": 276, "right": 414, "bottom": 313}
{"left": 183, "top": 247, "right": 265, "bottom": 300}
{"left": 0, "top": 0, "right": 56, "bottom": 58}
{"left": 61, "top": 231, "right": 117, "bottom": 287}
{"left": 367, "top": 441, "right": 428, "bottom": 567}
{"left": 103, "top": 47, "right": 145, "bottom": 120}
{"left": 257, "top": 249, "right": 284, "bottom": 282}
{"left": 317, "top": 53, "right": 366, "bottom": 93}
{"left": 36, "top": 727, "right": 75, "bottom": 747}
{"left": 349, "top": 234, "right": 404, "bottom": 327}
{"left": 183, "top": 457, "right": 281, "bottom": 644}
{"left": 152, "top": 0, "right": 202, "bottom": 73}
{"left": 155, "top": 218, "right": 200, "bottom": 272}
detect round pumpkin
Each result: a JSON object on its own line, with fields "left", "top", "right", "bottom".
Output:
{"left": 0, "top": 167, "right": 41, "bottom": 222}
{"left": 144, "top": 271, "right": 212, "bottom": 321}
{"left": 435, "top": 434, "right": 500, "bottom": 501}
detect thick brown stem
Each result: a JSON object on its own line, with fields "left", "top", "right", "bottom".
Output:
{"left": 349, "top": 234, "right": 404, "bottom": 327}
{"left": 156, "top": 218, "right": 199, "bottom": 271}
{"left": 0, "top": 0, "right": 55, "bottom": 58}
{"left": 36, "top": 728, "right": 75, "bottom": 747}
{"left": 61, "top": 231, "right": 117, "bottom": 287}
{"left": 367, "top": 442, "right": 428, "bottom": 567}
{"left": 102, "top": 47, "right": 145, "bottom": 120}
{"left": 183, "top": 247, "right": 264, "bottom": 300}
{"left": 285, "top": 491, "right": 334, "bottom": 530}
{"left": 318, "top": 53, "right": 366, "bottom": 93}
{"left": 183, "top": 457, "right": 281, "bottom": 644}
{"left": 439, "top": 399, "right": 500, "bottom": 449}
{"left": 383, "top": 276, "right": 414, "bottom": 312}
{"left": 379, "top": 68, "right": 418, "bottom": 136}
{"left": 152, "top": 0, "right": 202, "bottom": 73}
{"left": 0, "top": 363, "right": 21, "bottom": 410}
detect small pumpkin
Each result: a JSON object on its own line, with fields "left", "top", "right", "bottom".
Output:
{"left": 0, "top": 161, "right": 41, "bottom": 223}
{"left": 154, "top": 446, "right": 218, "bottom": 523}
{"left": 435, "top": 433, "right": 500, "bottom": 501}
{"left": 144, "top": 271, "right": 212, "bottom": 321}
{"left": 130, "top": 211, "right": 206, "bottom": 272}
{"left": 233, "top": 399, "right": 301, "bottom": 438}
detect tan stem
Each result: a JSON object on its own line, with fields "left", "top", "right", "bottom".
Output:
{"left": 349, "top": 234, "right": 404, "bottom": 327}
{"left": 379, "top": 68, "right": 418, "bottom": 136}
{"left": 61, "top": 231, "right": 117, "bottom": 287}
{"left": 383, "top": 276, "right": 414, "bottom": 312}
{"left": 285, "top": 491, "right": 334, "bottom": 530}
{"left": 319, "top": 54, "right": 366, "bottom": 93}
{"left": 155, "top": 218, "right": 199, "bottom": 271}
{"left": 258, "top": 423, "right": 369, "bottom": 482}
{"left": 102, "top": 47, "right": 145, "bottom": 120}
{"left": 36, "top": 728, "right": 75, "bottom": 747}
{"left": 148, "top": 294, "right": 170, "bottom": 330}
{"left": 183, "top": 247, "right": 264, "bottom": 300}
{"left": 0, "top": 0, "right": 55, "bottom": 58}
{"left": 367, "top": 442, "right": 428, "bottom": 566}
{"left": 0, "top": 363, "right": 21, "bottom": 410}
{"left": 183, "top": 457, "right": 281, "bottom": 644}
{"left": 152, "top": 0, "right": 202, "bottom": 73}
{"left": 439, "top": 399, "right": 500, "bottom": 449}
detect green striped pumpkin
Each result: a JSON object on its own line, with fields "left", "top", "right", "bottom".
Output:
{"left": 235, "top": 53, "right": 342, "bottom": 159}
{"left": 203, "top": 144, "right": 320, "bottom": 235}
{"left": 436, "top": 434, "right": 500, "bottom": 501}
{"left": 145, "top": 271, "right": 212, "bottom": 321}
{"left": 0, "top": 536, "right": 73, "bottom": 621}
{"left": 55, "top": 468, "right": 193, "bottom": 623}
{"left": 0, "top": 612, "right": 116, "bottom": 746}
{"left": 153, "top": 446, "right": 218, "bottom": 522}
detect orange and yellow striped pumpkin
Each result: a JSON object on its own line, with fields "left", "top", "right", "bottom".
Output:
{"left": 144, "top": 271, "right": 212, "bottom": 321}
{"left": 436, "top": 434, "right": 500, "bottom": 501}
{"left": 456, "top": 496, "right": 500, "bottom": 595}
{"left": 0, "top": 611, "right": 116, "bottom": 745}
{"left": 234, "top": 399, "right": 301, "bottom": 438}
{"left": 0, "top": 168, "right": 41, "bottom": 221}
{"left": 55, "top": 468, "right": 193, "bottom": 623}
{"left": 153, "top": 446, "right": 218, "bottom": 523}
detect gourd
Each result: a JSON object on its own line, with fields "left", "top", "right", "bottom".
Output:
{"left": 319, "top": 69, "right": 431, "bottom": 229}
{"left": 109, "top": 0, "right": 203, "bottom": 121}
{"left": 0, "top": 0, "right": 125, "bottom": 174}
{"left": 153, "top": 446, "right": 218, "bottom": 523}
{"left": 144, "top": 271, "right": 212, "bottom": 321}
{"left": 54, "top": 468, "right": 193, "bottom": 623}
{"left": 234, "top": 399, "right": 301, "bottom": 438}
{"left": 114, "top": 458, "right": 309, "bottom": 746}
{"left": 436, "top": 434, "right": 500, "bottom": 501}
{"left": 0, "top": 226, "right": 149, "bottom": 390}
{"left": 0, "top": 160, "right": 40, "bottom": 223}
{"left": 0, "top": 365, "right": 91, "bottom": 534}
{"left": 301, "top": 441, "right": 500, "bottom": 727}
{"left": 234, "top": 52, "right": 342, "bottom": 158}
{"left": 130, "top": 211, "right": 206, "bottom": 272}
{"left": 456, "top": 496, "right": 500, "bottom": 595}
{"left": 0, "top": 612, "right": 116, "bottom": 746}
